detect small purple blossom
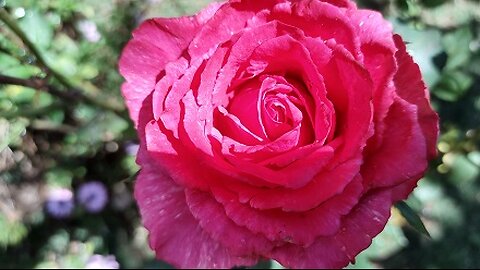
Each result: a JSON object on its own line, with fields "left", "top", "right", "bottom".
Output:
{"left": 45, "top": 188, "right": 74, "bottom": 219}
{"left": 78, "top": 20, "right": 101, "bottom": 43}
{"left": 85, "top": 254, "right": 119, "bottom": 269}
{"left": 77, "top": 181, "right": 108, "bottom": 213}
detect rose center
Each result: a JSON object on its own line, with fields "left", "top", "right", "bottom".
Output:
{"left": 265, "top": 97, "right": 287, "bottom": 123}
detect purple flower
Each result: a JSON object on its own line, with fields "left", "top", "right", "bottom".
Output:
{"left": 78, "top": 20, "right": 101, "bottom": 43}
{"left": 85, "top": 254, "right": 119, "bottom": 269}
{"left": 77, "top": 181, "right": 108, "bottom": 213}
{"left": 45, "top": 188, "right": 74, "bottom": 219}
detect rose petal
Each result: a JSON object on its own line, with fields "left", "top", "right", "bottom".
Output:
{"left": 226, "top": 157, "right": 361, "bottom": 211}
{"left": 270, "top": 0, "right": 361, "bottom": 61}
{"left": 270, "top": 177, "right": 417, "bottom": 268}
{"left": 134, "top": 152, "right": 257, "bottom": 269}
{"left": 185, "top": 188, "right": 275, "bottom": 257}
{"left": 393, "top": 35, "right": 439, "bottom": 159}
{"left": 211, "top": 176, "right": 363, "bottom": 246}
{"left": 320, "top": 46, "right": 374, "bottom": 164}
{"left": 362, "top": 96, "right": 427, "bottom": 189}
{"left": 189, "top": 0, "right": 285, "bottom": 58}
{"left": 120, "top": 4, "right": 221, "bottom": 125}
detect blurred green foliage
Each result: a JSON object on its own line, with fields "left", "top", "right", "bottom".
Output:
{"left": 0, "top": 0, "right": 479, "bottom": 269}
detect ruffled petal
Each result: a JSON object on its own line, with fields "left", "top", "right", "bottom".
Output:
{"left": 211, "top": 176, "right": 363, "bottom": 246}
{"left": 393, "top": 35, "right": 439, "bottom": 159}
{"left": 134, "top": 152, "right": 257, "bottom": 269}
{"left": 120, "top": 3, "right": 221, "bottom": 126}
{"left": 185, "top": 188, "right": 275, "bottom": 257}
{"left": 270, "top": 177, "right": 418, "bottom": 268}
{"left": 362, "top": 96, "right": 428, "bottom": 189}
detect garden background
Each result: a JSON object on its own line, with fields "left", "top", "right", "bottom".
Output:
{"left": 1, "top": 0, "right": 480, "bottom": 268}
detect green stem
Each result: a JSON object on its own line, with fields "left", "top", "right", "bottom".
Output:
{"left": 0, "top": 8, "right": 124, "bottom": 114}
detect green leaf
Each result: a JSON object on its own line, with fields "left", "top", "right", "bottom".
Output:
{"left": 45, "top": 168, "right": 73, "bottom": 187}
{"left": 433, "top": 70, "right": 473, "bottom": 102}
{"left": 395, "top": 201, "right": 431, "bottom": 237}
{"left": 443, "top": 27, "right": 473, "bottom": 71}
{"left": 419, "top": 0, "right": 480, "bottom": 28}
{"left": 19, "top": 9, "right": 53, "bottom": 50}
{"left": 0, "top": 214, "right": 28, "bottom": 247}
{"left": 0, "top": 52, "right": 20, "bottom": 70}
{"left": 0, "top": 117, "right": 28, "bottom": 151}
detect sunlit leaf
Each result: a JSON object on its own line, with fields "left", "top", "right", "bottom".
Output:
{"left": 433, "top": 70, "right": 473, "bottom": 102}
{"left": 19, "top": 9, "right": 53, "bottom": 49}
{"left": 443, "top": 27, "right": 473, "bottom": 71}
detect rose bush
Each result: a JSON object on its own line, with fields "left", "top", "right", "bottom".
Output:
{"left": 119, "top": 0, "right": 438, "bottom": 268}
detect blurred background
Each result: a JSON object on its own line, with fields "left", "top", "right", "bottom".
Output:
{"left": 0, "top": 0, "right": 479, "bottom": 268}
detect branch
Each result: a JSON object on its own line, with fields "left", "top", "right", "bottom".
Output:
{"left": 0, "top": 8, "right": 125, "bottom": 114}
{"left": 0, "top": 102, "right": 63, "bottom": 119}
{"left": 0, "top": 74, "right": 81, "bottom": 102}
{"left": 0, "top": 8, "right": 49, "bottom": 72}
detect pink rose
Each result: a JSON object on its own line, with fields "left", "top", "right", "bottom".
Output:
{"left": 119, "top": 0, "right": 439, "bottom": 268}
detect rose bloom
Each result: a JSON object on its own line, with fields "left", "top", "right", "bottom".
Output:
{"left": 119, "top": 0, "right": 438, "bottom": 268}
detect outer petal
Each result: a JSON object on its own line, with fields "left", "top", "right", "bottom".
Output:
{"left": 393, "top": 35, "right": 439, "bottom": 159}
{"left": 134, "top": 151, "right": 257, "bottom": 269}
{"left": 362, "top": 96, "right": 427, "bottom": 189}
{"left": 185, "top": 188, "right": 276, "bottom": 257}
{"left": 119, "top": 3, "right": 222, "bottom": 126}
{"left": 189, "top": 0, "right": 286, "bottom": 58}
{"left": 269, "top": 0, "right": 362, "bottom": 61}
{"left": 270, "top": 177, "right": 419, "bottom": 269}
{"left": 349, "top": 9, "right": 397, "bottom": 150}
{"left": 211, "top": 176, "right": 363, "bottom": 246}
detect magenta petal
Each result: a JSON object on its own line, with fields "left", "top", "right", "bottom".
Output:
{"left": 134, "top": 154, "right": 256, "bottom": 269}
{"left": 228, "top": 157, "right": 361, "bottom": 211}
{"left": 362, "top": 96, "right": 427, "bottom": 189}
{"left": 319, "top": 0, "right": 357, "bottom": 8}
{"left": 270, "top": 178, "right": 414, "bottom": 269}
{"left": 119, "top": 40, "right": 168, "bottom": 127}
{"left": 119, "top": 11, "right": 212, "bottom": 126}
{"left": 321, "top": 47, "right": 374, "bottom": 163}
{"left": 393, "top": 35, "right": 439, "bottom": 159}
{"left": 270, "top": 0, "right": 361, "bottom": 61}
{"left": 185, "top": 188, "right": 275, "bottom": 257}
{"left": 189, "top": 0, "right": 285, "bottom": 58}
{"left": 215, "top": 106, "right": 265, "bottom": 145}
{"left": 212, "top": 176, "right": 363, "bottom": 246}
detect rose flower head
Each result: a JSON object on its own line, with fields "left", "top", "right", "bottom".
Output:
{"left": 119, "top": 0, "right": 439, "bottom": 268}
